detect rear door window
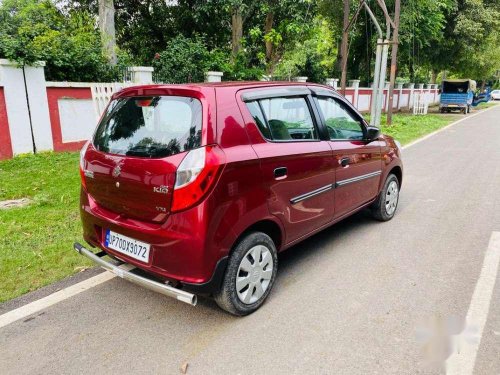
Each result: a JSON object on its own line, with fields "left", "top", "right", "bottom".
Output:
{"left": 246, "top": 97, "right": 318, "bottom": 141}
{"left": 93, "top": 96, "right": 202, "bottom": 158}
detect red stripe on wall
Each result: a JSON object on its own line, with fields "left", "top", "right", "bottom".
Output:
{"left": 46, "top": 87, "right": 92, "bottom": 152}
{"left": 0, "top": 88, "right": 13, "bottom": 160}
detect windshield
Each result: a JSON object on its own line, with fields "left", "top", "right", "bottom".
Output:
{"left": 93, "top": 96, "right": 203, "bottom": 158}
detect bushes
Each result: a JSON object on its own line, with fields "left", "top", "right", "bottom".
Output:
{"left": 152, "top": 35, "right": 265, "bottom": 83}
{"left": 0, "top": 0, "right": 126, "bottom": 82}
{"left": 152, "top": 35, "right": 211, "bottom": 83}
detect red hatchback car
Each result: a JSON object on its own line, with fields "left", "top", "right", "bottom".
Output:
{"left": 75, "top": 82, "right": 403, "bottom": 315}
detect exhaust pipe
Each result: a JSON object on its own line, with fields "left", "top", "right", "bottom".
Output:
{"left": 74, "top": 242, "right": 197, "bottom": 306}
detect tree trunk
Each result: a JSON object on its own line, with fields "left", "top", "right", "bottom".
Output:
{"left": 265, "top": 11, "right": 274, "bottom": 63}
{"left": 231, "top": 6, "right": 243, "bottom": 61}
{"left": 430, "top": 70, "right": 437, "bottom": 84}
{"left": 99, "top": 0, "right": 117, "bottom": 65}
{"left": 340, "top": 0, "right": 350, "bottom": 95}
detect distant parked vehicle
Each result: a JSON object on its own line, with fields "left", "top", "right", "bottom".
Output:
{"left": 439, "top": 79, "right": 476, "bottom": 114}
{"left": 491, "top": 90, "right": 500, "bottom": 100}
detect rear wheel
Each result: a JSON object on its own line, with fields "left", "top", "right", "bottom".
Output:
{"left": 214, "top": 232, "right": 278, "bottom": 316}
{"left": 370, "top": 174, "right": 400, "bottom": 221}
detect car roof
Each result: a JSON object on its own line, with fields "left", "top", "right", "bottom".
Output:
{"left": 117, "top": 81, "right": 331, "bottom": 94}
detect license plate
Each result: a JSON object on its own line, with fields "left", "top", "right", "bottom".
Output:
{"left": 105, "top": 230, "right": 151, "bottom": 263}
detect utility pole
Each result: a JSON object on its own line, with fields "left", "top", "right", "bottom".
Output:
{"left": 386, "top": 0, "right": 400, "bottom": 125}
{"left": 340, "top": 0, "right": 350, "bottom": 96}
{"left": 99, "top": 0, "right": 117, "bottom": 65}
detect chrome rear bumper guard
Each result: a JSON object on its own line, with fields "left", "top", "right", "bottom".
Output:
{"left": 73, "top": 242, "right": 197, "bottom": 306}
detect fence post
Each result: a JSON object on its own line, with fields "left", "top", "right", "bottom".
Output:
{"left": 349, "top": 79, "right": 360, "bottom": 109}
{"left": 129, "top": 66, "right": 154, "bottom": 84}
{"left": 396, "top": 83, "right": 404, "bottom": 110}
{"left": 407, "top": 83, "right": 415, "bottom": 110}
{"left": 384, "top": 82, "right": 390, "bottom": 111}
{"left": 205, "top": 71, "right": 223, "bottom": 83}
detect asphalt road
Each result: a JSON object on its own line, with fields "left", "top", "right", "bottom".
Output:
{"left": 1, "top": 105, "right": 500, "bottom": 375}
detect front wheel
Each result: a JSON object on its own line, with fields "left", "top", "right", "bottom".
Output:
{"left": 370, "top": 174, "right": 400, "bottom": 221}
{"left": 214, "top": 232, "right": 278, "bottom": 316}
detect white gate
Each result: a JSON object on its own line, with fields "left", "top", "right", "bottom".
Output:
{"left": 413, "top": 92, "right": 429, "bottom": 115}
{"left": 90, "top": 83, "right": 130, "bottom": 121}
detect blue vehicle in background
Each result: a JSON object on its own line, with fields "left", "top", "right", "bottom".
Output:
{"left": 439, "top": 79, "right": 476, "bottom": 114}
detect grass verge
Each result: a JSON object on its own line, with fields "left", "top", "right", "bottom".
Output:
{"left": 378, "top": 112, "right": 460, "bottom": 145}
{"left": 0, "top": 152, "right": 90, "bottom": 302}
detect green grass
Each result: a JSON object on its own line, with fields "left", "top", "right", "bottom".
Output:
{"left": 0, "top": 152, "right": 90, "bottom": 302}
{"left": 378, "top": 112, "right": 458, "bottom": 145}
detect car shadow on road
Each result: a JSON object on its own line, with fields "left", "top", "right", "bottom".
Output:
{"left": 196, "top": 207, "right": 381, "bottom": 314}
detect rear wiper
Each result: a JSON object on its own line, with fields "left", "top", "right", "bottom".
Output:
{"left": 126, "top": 145, "right": 166, "bottom": 158}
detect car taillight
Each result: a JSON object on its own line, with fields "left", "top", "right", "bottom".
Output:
{"left": 171, "top": 146, "right": 225, "bottom": 212}
{"left": 79, "top": 141, "right": 89, "bottom": 190}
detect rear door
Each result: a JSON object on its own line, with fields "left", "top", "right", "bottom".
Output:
{"left": 313, "top": 92, "right": 383, "bottom": 219}
{"left": 83, "top": 95, "right": 203, "bottom": 223}
{"left": 240, "top": 88, "right": 334, "bottom": 244}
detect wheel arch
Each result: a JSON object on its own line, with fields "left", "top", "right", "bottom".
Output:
{"left": 389, "top": 165, "right": 403, "bottom": 187}
{"left": 232, "top": 219, "right": 284, "bottom": 253}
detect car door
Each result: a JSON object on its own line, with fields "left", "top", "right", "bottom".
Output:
{"left": 239, "top": 88, "right": 334, "bottom": 244}
{"left": 313, "top": 92, "right": 383, "bottom": 219}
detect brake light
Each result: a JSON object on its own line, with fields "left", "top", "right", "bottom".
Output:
{"left": 171, "top": 146, "right": 225, "bottom": 212}
{"left": 79, "top": 141, "right": 89, "bottom": 190}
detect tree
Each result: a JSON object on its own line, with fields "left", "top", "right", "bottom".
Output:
{"left": 98, "top": 0, "right": 117, "bottom": 65}
{"left": 0, "top": 0, "right": 116, "bottom": 81}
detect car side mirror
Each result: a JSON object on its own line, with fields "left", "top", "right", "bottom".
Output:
{"left": 366, "top": 126, "right": 381, "bottom": 142}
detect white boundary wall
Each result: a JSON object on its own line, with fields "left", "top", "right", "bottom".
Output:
{"left": 0, "top": 62, "right": 441, "bottom": 159}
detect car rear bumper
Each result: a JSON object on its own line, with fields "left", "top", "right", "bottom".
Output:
{"left": 74, "top": 242, "right": 198, "bottom": 305}
{"left": 79, "top": 188, "right": 229, "bottom": 289}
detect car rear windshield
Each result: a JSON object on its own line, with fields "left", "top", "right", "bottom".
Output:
{"left": 93, "top": 96, "right": 202, "bottom": 158}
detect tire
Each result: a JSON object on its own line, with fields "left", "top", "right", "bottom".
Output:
{"left": 214, "top": 232, "right": 278, "bottom": 316}
{"left": 370, "top": 174, "right": 400, "bottom": 221}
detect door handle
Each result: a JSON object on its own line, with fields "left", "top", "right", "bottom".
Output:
{"left": 340, "top": 157, "right": 350, "bottom": 167}
{"left": 274, "top": 167, "right": 288, "bottom": 179}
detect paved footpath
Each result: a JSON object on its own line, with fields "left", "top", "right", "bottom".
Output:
{"left": 1, "top": 105, "right": 500, "bottom": 375}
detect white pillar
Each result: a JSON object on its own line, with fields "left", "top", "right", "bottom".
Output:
{"left": 260, "top": 75, "right": 272, "bottom": 82}
{"left": 396, "top": 83, "right": 404, "bottom": 110}
{"left": 384, "top": 82, "right": 390, "bottom": 111}
{"left": 205, "top": 71, "right": 223, "bottom": 83}
{"left": 418, "top": 83, "right": 425, "bottom": 90}
{"left": 407, "top": 83, "right": 415, "bottom": 109}
{"left": 326, "top": 78, "right": 338, "bottom": 88}
{"left": 23, "top": 62, "right": 53, "bottom": 152}
{"left": 293, "top": 76, "right": 308, "bottom": 83}
{"left": 349, "top": 79, "right": 360, "bottom": 109}
{"left": 0, "top": 59, "right": 53, "bottom": 155}
{"left": 130, "top": 66, "right": 154, "bottom": 84}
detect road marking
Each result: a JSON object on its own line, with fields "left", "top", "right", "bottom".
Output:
{"left": 446, "top": 231, "right": 500, "bottom": 375}
{"left": 403, "top": 104, "right": 499, "bottom": 150}
{"left": 0, "top": 271, "right": 116, "bottom": 329}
